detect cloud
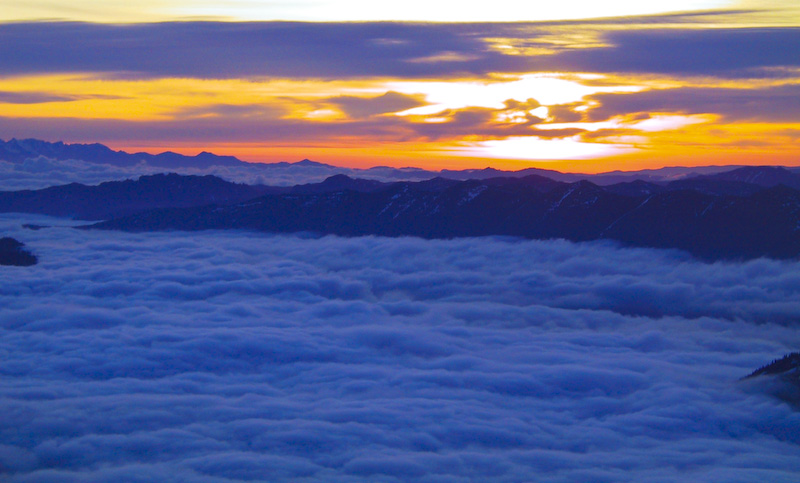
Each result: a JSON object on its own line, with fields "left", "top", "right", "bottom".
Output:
{"left": 546, "top": 27, "right": 800, "bottom": 78}
{"left": 1, "top": 22, "right": 798, "bottom": 165}
{"left": 0, "top": 114, "right": 414, "bottom": 149}
{"left": 328, "top": 91, "right": 426, "bottom": 118}
{"left": 0, "top": 98, "right": 580, "bottom": 159}
{"left": 587, "top": 83, "right": 800, "bottom": 123}
{"left": 0, "top": 91, "right": 125, "bottom": 104}
{"left": 1, "top": 213, "right": 800, "bottom": 481}
{"left": 0, "top": 91, "right": 74, "bottom": 104}
{"left": 0, "top": 22, "right": 517, "bottom": 79}
{"left": 1, "top": 22, "right": 797, "bottom": 81}
{"left": 547, "top": 102, "right": 585, "bottom": 123}
{"left": 405, "top": 103, "right": 584, "bottom": 141}
{"left": 170, "top": 103, "right": 287, "bottom": 120}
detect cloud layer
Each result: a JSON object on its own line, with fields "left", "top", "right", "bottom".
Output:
{"left": 1, "top": 214, "right": 800, "bottom": 481}
{"left": 587, "top": 84, "right": 800, "bottom": 123}
{"left": 0, "top": 22, "right": 505, "bottom": 79}
{"left": 1, "top": 22, "right": 798, "bottom": 80}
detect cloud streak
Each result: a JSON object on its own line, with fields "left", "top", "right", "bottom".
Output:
{"left": 1, "top": 213, "right": 800, "bottom": 481}
{"left": 0, "top": 22, "right": 509, "bottom": 79}
{"left": 587, "top": 83, "right": 800, "bottom": 123}
{"left": 328, "top": 92, "right": 426, "bottom": 119}
{"left": 547, "top": 27, "right": 800, "bottom": 78}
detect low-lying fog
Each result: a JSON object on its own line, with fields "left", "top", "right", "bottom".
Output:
{"left": 2, "top": 214, "right": 799, "bottom": 482}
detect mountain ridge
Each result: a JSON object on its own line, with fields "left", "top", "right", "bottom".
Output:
{"left": 0, "top": 173, "right": 277, "bottom": 220}
{"left": 80, "top": 171, "right": 800, "bottom": 261}
{"left": 4, "top": 137, "right": 794, "bottom": 185}
{"left": 0, "top": 138, "right": 244, "bottom": 169}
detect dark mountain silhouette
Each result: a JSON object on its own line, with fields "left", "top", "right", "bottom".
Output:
{"left": 0, "top": 173, "right": 277, "bottom": 220}
{"left": 293, "top": 159, "right": 336, "bottom": 168}
{"left": 437, "top": 165, "right": 745, "bottom": 185}
{"left": 3, "top": 140, "right": 800, "bottom": 261}
{"left": 290, "top": 174, "right": 388, "bottom": 194}
{"left": 0, "top": 137, "right": 755, "bottom": 184}
{"left": 602, "top": 185, "right": 800, "bottom": 259}
{"left": 602, "top": 180, "right": 666, "bottom": 197}
{"left": 659, "top": 178, "right": 764, "bottom": 196}
{"left": 0, "top": 237, "right": 37, "bottom": 266}
{"left": 704, "top": 166, "right": 800, "bottom": 190}
{"left": 604, "top": 177, "right": 765, "bottom": 197}
{"left": 746, "top": 353, "right": 800, "bottom": 379}
{"left": 86, "top": 173, "right": 800, "bottom": 261}
{"left": 583, "top": 166, "right": 745, "bottom": 185}
{"left": 743, "top": 353, "right": 800, "bottom": 408}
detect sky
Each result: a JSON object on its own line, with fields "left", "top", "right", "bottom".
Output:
{"left": 0, "top": 1, "right": 799, "bottom": 171}
{"left": 2, "top": 213, "right": 800, "bottom": 481}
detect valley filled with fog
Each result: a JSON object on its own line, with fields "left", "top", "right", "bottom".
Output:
{"left": 2, "top": 213, "right": 800, "bottom": 482}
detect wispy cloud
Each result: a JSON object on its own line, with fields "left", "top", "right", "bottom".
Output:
{"left": 546, "top": 27, "right": 800, "bottom": 78}
{"left": 327, "top": 92, "right": 427, "bottom": 119}
{"left": 587, "top": 83, "right": 800, "bottom": 123}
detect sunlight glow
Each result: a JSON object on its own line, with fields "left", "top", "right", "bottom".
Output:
{"left": 629, "top": 115, "right": 712, "bottom": 132}
{"left": 538, "top": 114, "right": 714, "bottom": 133}
{"left": 1, "top": 72, "right": 797, "bottom": 171}
{"left": 389, "top": 74, "right": 643, "bottom": 116}
{"left": 470, "top": 136, "right": 634, "bottom": 160}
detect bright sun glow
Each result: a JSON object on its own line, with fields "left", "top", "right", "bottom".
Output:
{"left": 388, "top": 74, "right": 643, "bottom": 116}
{"left": 471, "top": 136, "right": 634, "bottom": 160}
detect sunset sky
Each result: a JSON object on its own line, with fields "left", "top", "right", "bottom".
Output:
{"left": 0, "top": 1, "right": 798, "bottom": 171}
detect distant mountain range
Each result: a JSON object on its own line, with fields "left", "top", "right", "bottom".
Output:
{"left": 6, "top": 137, "right": 796, "bottom": 185}
{"left": 3, "top": 138, "right": 800, "bottom": 261}
{"left": 0, "top": 138, "right": 243, "bottom": 169}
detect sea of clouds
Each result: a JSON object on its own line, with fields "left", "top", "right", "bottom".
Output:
{"left": 2, "top": 213, "right": 800, "bottom": 482}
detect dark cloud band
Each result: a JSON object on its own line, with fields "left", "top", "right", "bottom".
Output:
{"left": 0, "top": 22, "right": 513, "bottom": 79}
{"left": 548, "top": 27, "right": 800, "bottom": 77}
{"left": 0, "top": 22, "right": 798, "bottom": 79}
{"left": 587, "top": 83, "right": 800, "bottom": 122}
